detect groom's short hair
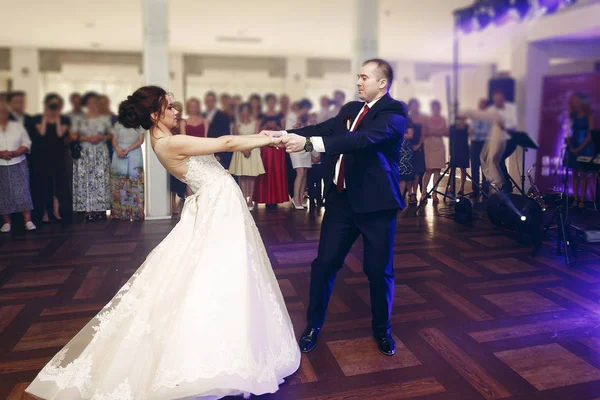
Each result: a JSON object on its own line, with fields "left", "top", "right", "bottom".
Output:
{"left": 363, "top": 58, "right": 394, "bottom": 91}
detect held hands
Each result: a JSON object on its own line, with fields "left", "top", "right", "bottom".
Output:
{"left": 260, "top": 130, "right": 283, "bottom": 138}
{"left": 259, "top": 131, "right": 284, "bottom": 148}
{"left": 280, "top": 133, "right": 305, "bottom": 153}
{"left": 259, "top": 130, "right": 304, "bottom": 152}
{"left": 268, "top": 136, "right": 283, "bottom": 148}
{"left": 0, "top": 150, "right": 13, "bottom": 160}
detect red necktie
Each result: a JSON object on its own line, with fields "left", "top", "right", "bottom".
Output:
{"left": 336, "top": 105, "right": 369, "bottom": 193}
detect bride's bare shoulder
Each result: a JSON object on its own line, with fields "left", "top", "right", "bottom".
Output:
{"left": 152, "top": 136, "right": 187, "bottom": 161}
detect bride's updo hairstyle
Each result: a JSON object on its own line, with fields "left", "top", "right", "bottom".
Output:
{"left": 118, "top": 85, "right": 169, "bottom": 130}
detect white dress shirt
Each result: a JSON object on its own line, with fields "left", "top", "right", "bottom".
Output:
{"left": 283, "top": 96, "right": 382, "bottom": 188}
{"left": 205, "top": 108, "right": 217, "bottom": 126}
{"left": 487, "top": 102, "right": 517, "bottom": 131}
{"left": 0, "top": 121, "right": 31, "bottom": 166}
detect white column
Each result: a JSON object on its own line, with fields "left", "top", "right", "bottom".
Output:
{"left": 352, "top": 0, "right": 379, "bottom": 87}
{"left": 523, "top": 43, "right": 549, "bottom": 179}
{"left": 458, "top": 64, "right": 494, "bottom": 110}
{"left": 392, "top": 61, "right": 416, "bottom": 101}
{"left": 170, "top": 52, "right": 185, "bottom": 102}
{"left": 509, "top": 36, "right": 549, "bottom": 189}
{"left": 142, "top": 0, "right": 170, "bottom": 219}
{"left": 284, "top": 57, "right": 307, "bottom": 101}
{"left": 10, "top": 48, "right": 41, "bottom": 114}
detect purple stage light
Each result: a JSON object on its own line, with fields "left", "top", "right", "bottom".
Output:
{"left": 511, "top": 0, "right": 532, "bottom": 19}
{"left": 492, "top": 0, "right": 511, "bottom": 26}
{"left": 475, "top": 2, "right": 493, "bottom": 30}
{"left": 454, "top": 6, "right": 475, "bottom": 34}
{"left": 538, "top": 0, "right": 561, "bottom": 14}
{"left": 538, "top": 0, "right": 578, "bottom": 15}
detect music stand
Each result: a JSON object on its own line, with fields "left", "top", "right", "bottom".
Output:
{"left": 506, "top": 130, "right": 539, "bottom": 195}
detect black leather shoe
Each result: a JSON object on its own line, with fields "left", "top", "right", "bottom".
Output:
{"left": 299, "top": 327, "right": 320, "bottom": 353}
{"left": 376, "top": 335, "right": 396, "bottom": 356}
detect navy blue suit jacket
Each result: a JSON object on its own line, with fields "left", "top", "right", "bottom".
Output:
{"left": 289, "top": 93, "right": 407, "bottom": 213}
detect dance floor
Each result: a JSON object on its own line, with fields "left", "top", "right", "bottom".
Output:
{"left": 2, "top": 202, "right": 600, "bottom": 400}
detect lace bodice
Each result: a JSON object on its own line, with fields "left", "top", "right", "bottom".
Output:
{"left": 183, "top": 155, "right": 230, "bottom": 193}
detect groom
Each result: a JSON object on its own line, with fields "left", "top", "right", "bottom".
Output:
{"left": 264, "top": 59, "right": 407, "bottom": 356}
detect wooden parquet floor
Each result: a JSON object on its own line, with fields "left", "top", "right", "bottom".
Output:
{"left": 2, "top": 203, "right": 600, "bottom": 400}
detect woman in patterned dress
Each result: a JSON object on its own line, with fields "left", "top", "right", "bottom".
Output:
{"left": 406, "top": 98, "right": 427, "bottom": 205}
{"left": 0, "top": 101, "right": 36, "bottom": 233}
{"left": 398, "top": 120, "right": 414, "bottom": 198}
{"left": 71, "top": 92, "right": 112, "bottom": 220}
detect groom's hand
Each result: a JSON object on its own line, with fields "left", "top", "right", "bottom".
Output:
{"left": 282, "top": 134, "right": 305, "bottom": 153}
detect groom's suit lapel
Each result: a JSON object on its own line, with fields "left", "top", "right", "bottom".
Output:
{"left": 351, "top": 93, "right": 392, "bottom": 131}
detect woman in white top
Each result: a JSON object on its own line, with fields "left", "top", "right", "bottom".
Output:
{"left": 0, "top": 102, "right": 36, "bottom": 233}
{"left": 287, "top": 99, "right": 313, "bottom": 209}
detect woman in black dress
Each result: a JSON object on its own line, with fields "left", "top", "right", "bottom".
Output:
{"left": 29, "top": 93, "right": 72, "bottom": 225}
{"left": 449, "top": 115, "right": 470, "bottom": 196}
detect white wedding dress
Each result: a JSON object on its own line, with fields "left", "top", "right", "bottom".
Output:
{"left": 26, "top": 155, "right": 301, "bottom": 400}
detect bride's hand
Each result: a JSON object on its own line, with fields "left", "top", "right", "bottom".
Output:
{"left": 260, "top": 130, "right": 282, "bottom": 138}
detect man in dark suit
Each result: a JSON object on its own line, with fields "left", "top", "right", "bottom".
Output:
{"left": 265, "top": 59, "right": 407, "bottom": 356}
{"left": 204, "top": 91, "right": 232, "bottom": 169}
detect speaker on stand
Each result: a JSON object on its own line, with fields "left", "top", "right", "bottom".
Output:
{"left": 488, "top": 76, "right": 515, "bottom": 104}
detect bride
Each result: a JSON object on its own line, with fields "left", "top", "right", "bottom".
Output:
{"left": 26, "top": 86, "right": 301, "bottom": 400}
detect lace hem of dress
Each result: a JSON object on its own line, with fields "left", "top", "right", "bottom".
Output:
{"left": 151, "top": 336, "right": 299, "bottom": 391}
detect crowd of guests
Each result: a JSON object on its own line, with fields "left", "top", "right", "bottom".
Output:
{"left": 166, "top": 90, "right": 346, "bottom": 214}
{"left": 0, "top": 90, "right": 145, "bottom": 233}
{"left": 0, "top": 89, "right": 347, "bottom": 233}
{"left": 7, "top": 84, "right": 578, "bottom": 234}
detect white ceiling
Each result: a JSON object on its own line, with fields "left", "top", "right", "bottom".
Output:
{"left": 2, "top": 0, "right": 490, "bottom": 63}
{"left": 1, "top": 0, "right": 596, "bottom": 64}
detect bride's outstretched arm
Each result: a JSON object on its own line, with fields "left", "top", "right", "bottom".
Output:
{"left": 167, "top": 134, "right": 280, "bottom": 157}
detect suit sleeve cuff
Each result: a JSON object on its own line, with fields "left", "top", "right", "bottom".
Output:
{"left": 312, "top": 137, "right": 325, "bottom": 152}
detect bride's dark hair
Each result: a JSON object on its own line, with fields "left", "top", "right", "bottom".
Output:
{"left": 118, "top": 86, "right": 169, "bottom": 130}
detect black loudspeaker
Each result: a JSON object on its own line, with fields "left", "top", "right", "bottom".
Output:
{"left": 488, "top": 77, "right": 515, "bottom": 103}
{"left": 487, "top": 193, "right": 543, "bottom": 244}
{"left": 454, "top": 197, "right": 473, "bottom": 224}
